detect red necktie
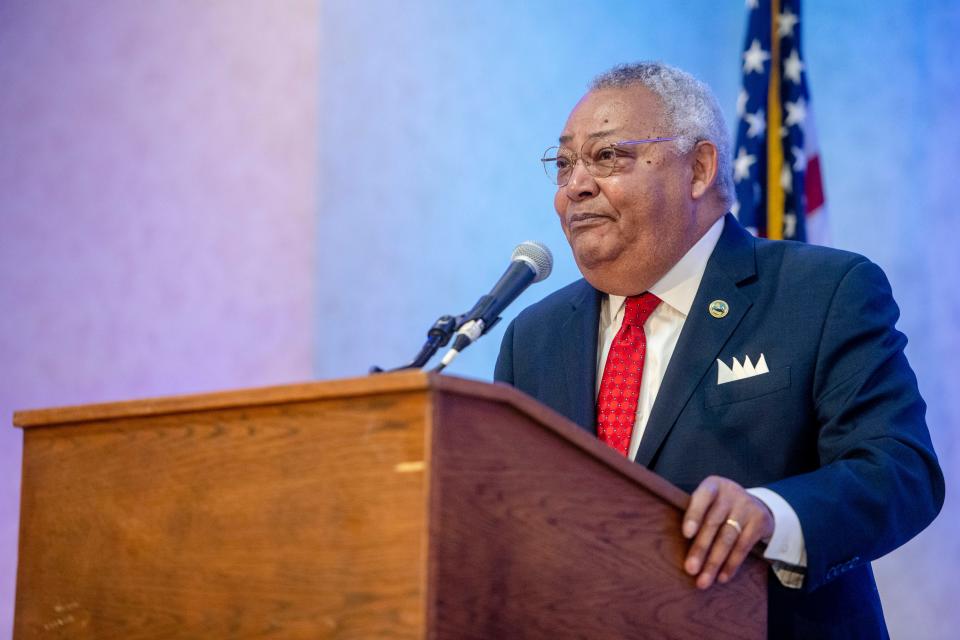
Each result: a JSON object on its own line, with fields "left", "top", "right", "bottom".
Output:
{"left": 596, "top": 293, "right": 661, "bottom": 456}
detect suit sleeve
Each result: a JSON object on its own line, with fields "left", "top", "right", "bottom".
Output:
{"left": 494, "top": 318, "right": 516, "bottom": 385}
{"left": 765, "top": 260, "right": 945, "bottom": 592}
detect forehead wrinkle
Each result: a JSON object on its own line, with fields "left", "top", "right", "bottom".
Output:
{"left": 558, "top": 128, "right": 623, "bottom": 145}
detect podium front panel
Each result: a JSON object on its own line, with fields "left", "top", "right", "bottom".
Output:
{"left": 16, "top": 388, "right": 430, "bottom": 639}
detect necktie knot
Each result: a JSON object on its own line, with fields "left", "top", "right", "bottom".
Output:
{"left": 623, "top": 292, "right": 661, "bottom": 328}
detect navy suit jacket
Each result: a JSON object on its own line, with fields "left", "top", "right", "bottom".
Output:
{"left": 495, "top": 215, "right": 944, "bottom": 639}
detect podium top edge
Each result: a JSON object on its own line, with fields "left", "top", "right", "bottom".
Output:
{"left": 13, "top": 370, "right": 452, "bottom": 428}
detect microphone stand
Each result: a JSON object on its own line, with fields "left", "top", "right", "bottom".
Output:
{"left": 369, "top": 313, "right": 463, "bottom": 373}
{"left": 370, "top": 240, "right": 551, "bottom": 374}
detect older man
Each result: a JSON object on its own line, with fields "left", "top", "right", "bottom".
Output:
{"left": 494, "top": 62, "right": 943, "bottom": 638}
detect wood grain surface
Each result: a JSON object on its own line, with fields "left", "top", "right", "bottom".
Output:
{"left": 426, "top": 390, "right": 766, "bottom": 640}
{"left": 15, "top": 388, "right": 430, "bottom": 639}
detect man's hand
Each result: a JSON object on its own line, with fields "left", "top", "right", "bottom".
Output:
{"left": 682, "top": 475, "right": 774, "bottom": 589}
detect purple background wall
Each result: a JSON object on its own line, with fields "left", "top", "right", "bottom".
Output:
{"left": 0, "top": 1, "right": 317, "bottom": 636}
{"left": 2, "top": 1, "right": 958, "bottom": 639}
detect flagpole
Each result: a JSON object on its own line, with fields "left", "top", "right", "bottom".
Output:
{"left": 766, "top": 0, "right": 785, "bottom": 240}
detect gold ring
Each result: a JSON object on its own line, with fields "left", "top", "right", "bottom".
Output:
{"left": 724, "top": 518, "right": 743, "bottom": 535}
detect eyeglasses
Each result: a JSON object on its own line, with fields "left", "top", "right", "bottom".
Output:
{"left": 540, "top": 137, "right": 677, "bottom": 186}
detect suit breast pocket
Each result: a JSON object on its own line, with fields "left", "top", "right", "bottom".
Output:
{"left": 704, "top": 366, "right": 791, "bottom": 408}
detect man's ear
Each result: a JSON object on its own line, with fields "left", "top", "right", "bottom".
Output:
{"left": 690, "top": 140, "right": 719, "bottom": 200}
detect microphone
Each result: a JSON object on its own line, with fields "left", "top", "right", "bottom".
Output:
{"left": 435, "top": 241, "right": 553, "bottom": 371}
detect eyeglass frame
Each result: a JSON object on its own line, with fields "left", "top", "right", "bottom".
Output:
{"left": 540, "top": 137, "right": 678, "bottom": 187}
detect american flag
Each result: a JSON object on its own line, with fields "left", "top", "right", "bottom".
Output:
{"left": 733, "top": 0, "right": 828, "bottom": 243}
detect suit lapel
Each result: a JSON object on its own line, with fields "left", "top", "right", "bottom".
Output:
{"left": 635, "top": 215, "right": 758, "bottom": 467}
{"left": 559, "top": 281, "right": 602, "bottom": 434}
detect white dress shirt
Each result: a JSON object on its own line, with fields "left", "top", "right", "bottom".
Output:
{"left": 595, "top": 216, "right": 807, "bottom": 587}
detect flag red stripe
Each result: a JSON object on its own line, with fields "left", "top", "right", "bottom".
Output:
{"left": 805, "top": 154, "right": 825, "bottom": 213}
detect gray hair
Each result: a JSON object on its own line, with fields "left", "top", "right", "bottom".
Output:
{"left": 590, "top": 62, "right": 734, "bottom": 208}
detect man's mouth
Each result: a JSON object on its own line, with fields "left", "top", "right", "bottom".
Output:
{"left": 567, "top": 212, "right": 613, "bottom": 230}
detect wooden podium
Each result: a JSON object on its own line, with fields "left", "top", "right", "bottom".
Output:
{"left": 13, "top": 372, "right": 766, "bottom": 639}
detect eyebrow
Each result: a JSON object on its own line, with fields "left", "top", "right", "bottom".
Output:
{"left": 558, "top": 128, "right": 621, "bottom": 145}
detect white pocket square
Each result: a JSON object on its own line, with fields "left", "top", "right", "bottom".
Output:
{"left": 717, "top": 354, "right": 769, "bottom": 385}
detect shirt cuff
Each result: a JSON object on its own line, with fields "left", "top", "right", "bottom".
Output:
{"left": 747, "top": 486, "right": 807, "bottom": 589}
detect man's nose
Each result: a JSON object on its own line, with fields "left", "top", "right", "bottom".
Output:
{"left": 564, "top": 161, "right": 600, "bottom": 201}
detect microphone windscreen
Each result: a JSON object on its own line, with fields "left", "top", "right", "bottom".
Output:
{"left": 511, "top": 241, "right": 553, "bottom": 283}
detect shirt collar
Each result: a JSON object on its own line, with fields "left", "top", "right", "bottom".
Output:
{"left": 606, "top": 216, "right": 725, "bottom": 320}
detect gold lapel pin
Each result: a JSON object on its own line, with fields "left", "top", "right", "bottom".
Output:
{"left": 708, "top": 300, "right": 729, "bottom": 318}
